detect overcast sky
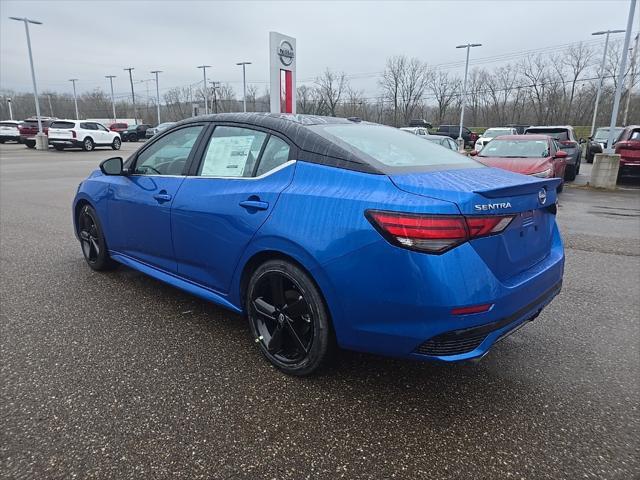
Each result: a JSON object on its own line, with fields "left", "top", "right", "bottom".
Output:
{"left": 1, "top": 0, "right": 637, "bottom": 101}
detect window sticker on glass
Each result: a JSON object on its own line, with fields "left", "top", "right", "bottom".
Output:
{"left": 200, "top": 127, "right": 267, "bottom": 177}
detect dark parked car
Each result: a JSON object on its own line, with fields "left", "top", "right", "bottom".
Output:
{"left": 434, "top": 125, "right": 478, "bottom": 148}
{"left": 614, "top": 125, "right": 640, "bottom": 180}
{"left": 121, "top": 124, "right": 151, "bottom": 142}
{"left": 524, "top": 126, "right": 581, "bottom": 181}
{"left": 586, "top": 127, "right": 624, "bottom": 163}
{"left": 19, "top": 117, "right": 56, "bottom": 148}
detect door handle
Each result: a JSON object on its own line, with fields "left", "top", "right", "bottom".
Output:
{"left": 153, "top": 192, "right": 172, "bottom": 203}
{"left": 239, "top": 199, "right": 269, "bottom": 210}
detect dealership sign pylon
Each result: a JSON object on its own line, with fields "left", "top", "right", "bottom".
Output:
{"left": 269, "top": 32, "right": 296, "bottom": 114}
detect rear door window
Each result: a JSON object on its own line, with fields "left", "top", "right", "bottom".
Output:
{"left": 198, "top": 126, "right": 267, "bottom": 177}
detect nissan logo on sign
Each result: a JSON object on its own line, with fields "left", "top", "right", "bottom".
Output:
{"left": 278, "top": 40, "right": 294, "bottom": 67}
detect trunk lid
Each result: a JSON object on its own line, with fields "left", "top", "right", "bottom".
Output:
{"left": 390, "top": 167, "right": 560, "bottom": 280}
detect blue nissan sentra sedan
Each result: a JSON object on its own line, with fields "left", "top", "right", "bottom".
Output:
{"left": 73, "top": 113, "right": 564, "bottom": 376}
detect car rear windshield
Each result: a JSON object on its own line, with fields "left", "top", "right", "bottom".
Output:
{"left": 479, "top": 139, "right": 550, "bottom": 158}
{"left": 50, "top": 121, "right": 75, "bottom": 129}
{"left": 0, "top": 122, "right": 17, "bottom": 127}
{"left": 526, "top": 128, "right": 569, "bottom": 141}
{"left": 594, "top": 128, "right": 623, "bottom": 142}
{"left": 308, "top": 123, "right": 481, "bottom": 172}
{"left": 112, "top": 123, "right": 127, "bottom": 128}
{"left": 482, "top": 128, "right": 513, "bottom": 138}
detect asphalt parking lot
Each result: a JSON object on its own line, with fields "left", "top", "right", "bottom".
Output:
{"left": 1, "top": 142, "right": 638, "bottom": 480}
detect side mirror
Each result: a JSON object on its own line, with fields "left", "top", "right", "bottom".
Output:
{"left": 554, "top": 150, "right": 568, "bottom": 159}
{"left": 100, "top": 156, "right": 124, "bottom": 175}
{"left": 469, "top": 150, "right": 479, "bottom": 156}
{"left": 588, "top": 136, "right": 593, "bottom": 141}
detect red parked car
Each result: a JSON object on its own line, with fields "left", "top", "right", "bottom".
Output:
{"left": 108, "top": 122, "right": 128, "bottom": 134}
{"left": 19, "top": 117, "right": 55, "bottom": 148}
{"left": 471, "top": 135, "right": 567, "bottom": 192}
{"left": 614, "top": 125, "right": 640, "bottom": 180}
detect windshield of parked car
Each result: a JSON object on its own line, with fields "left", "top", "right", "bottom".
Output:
{"left": 525, "top": 128, "right": 569, "bottom": 141}
{"left": 594, "top": 128, "right": 623, "bottom": 142}
{"left": 309, "top": 123, "right": 481, "bottom": 171}
{"left": 482, "top": 128, "right": 513, "bottom": 138}
{"left": 479, "top": 139, "right": 550, "bottom": 158}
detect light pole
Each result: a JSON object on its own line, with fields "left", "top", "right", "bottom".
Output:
{"left": 7, "top": 98, "right": 13, "bottom": 120}
{"left": 69, "top": 79, "right": 79, "bottom": 119}
{"left": 105, "top": 75, "right": 117, "bottom": 122}
{"left": 623, "top": 33, "right": 639, "bottom": 126}
{"left": 10, "top": 16, "right": 46, "bottom": 148}
{"left": 605, "top": 0, "right": 637, "bottom": 152}
{"left": 456, "top": 42, "right": 482, "bottom": 151}
{"left": 151, "top": 70, "right": 162, "bottom": 125}
{"left": 197, "top": 65, "right": 211, "bottom": 115}
{"left": 124, "top": 67, "right": 137, "bottom": 121}
{"left": 590, "top": 29, "right": 625, "bottom": 138}
{"left": 236, "top": 62, "right": 251, "bottom": 112}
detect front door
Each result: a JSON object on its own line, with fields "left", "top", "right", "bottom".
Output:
{"left": 106, "top": 124, "right": 205, "bottom": 272}
{"left": 171, "top": 125, "right": 295, "bottom": 293}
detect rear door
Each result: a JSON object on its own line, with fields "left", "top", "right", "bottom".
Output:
{"left": 106, "top": 124, "right": 206, "bottom": 272}
{"left": 171, "top": 124, "right": 296, "bottom": 293}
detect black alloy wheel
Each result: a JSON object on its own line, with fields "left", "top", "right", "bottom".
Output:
{"left": 77, "top": 205, "right": 116, "bottom": 271}
{"left": 247, "top": 260, "right": 334, "bottom": 376}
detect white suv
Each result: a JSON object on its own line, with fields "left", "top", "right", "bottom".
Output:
{"left": 48, "top": 120, "right": 121, "bottom": 151}
{"left": 0, "top": 120, "right": 21, "bottom": 143}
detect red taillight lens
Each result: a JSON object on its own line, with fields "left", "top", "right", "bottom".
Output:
{"left": 367, "top": 211, "right": 514, "bottom": 254}
{"left": 451, "top": 304, "right": 493, "bottom": 315}
{"left": 71, "top": 130, "right": 76, "bottom": 138}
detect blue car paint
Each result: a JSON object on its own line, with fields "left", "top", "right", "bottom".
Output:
{"left": 73, "top": 116, "right": 565, "bottom": 364}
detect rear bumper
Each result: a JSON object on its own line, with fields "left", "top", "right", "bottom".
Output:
{"left": 618, "top": 162, "right": 640, "bottom": 178}
{"left": 0, "top": 135, "right": 19, "bottom": 141}
{"left": 320, "top": 222, "right": 565, "bottom": 362}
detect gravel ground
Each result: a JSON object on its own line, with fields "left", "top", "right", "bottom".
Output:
{"left": 1, "top": 142, "right": 638, "bottom": 480}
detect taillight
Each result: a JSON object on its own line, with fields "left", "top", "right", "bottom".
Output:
{"left": 366, "top": 210, "right": 514, "bottom": 254}
{"left": 560, "top": 140, "right": 576, "bottom": 147}
{"left": 71, "top": 130, "right": 76, "bottom": 139}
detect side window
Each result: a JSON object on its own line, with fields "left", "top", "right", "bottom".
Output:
{"left": 550, "top": 140, "right": 557, "bottom": 156}
{"left": 255, "top": 136, "right": 291, "bottom": 177}
{"left": 79, "top": 123, "right": 91, "bottom": 130}
{"left": 198, "top": 126, "right": 267, "bottom": 177}
{"left": 135, "top": 125, "right": 203, "bottom": 176}
{"left": 96, "top": 123, "right": 108, "bottom": 132}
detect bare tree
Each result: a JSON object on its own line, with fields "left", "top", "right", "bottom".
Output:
{"left": 315, "top": 69, "right": 347, "bottom": 117}
{"left": 380, "top": 55, "right": 432, "bottom": 126}
{"left": 429, "top": 70, "right": 461, "bottom": 124}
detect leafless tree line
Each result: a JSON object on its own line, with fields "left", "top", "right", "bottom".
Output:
{"left": 1, "top": 40, "right": 638, "bottom": 128}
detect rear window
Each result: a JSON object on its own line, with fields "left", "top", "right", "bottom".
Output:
{"left": 308, "top": 123, "right": 481, "bottom": 172}
{"left": 630, "top": 129, "right": 640, "bottom": 141}
{"left": 525, "top": 128, "right": 569, "bottom": 141}
{"left": 0, "top": 122, "right": 17, "bottom": 127}
{"left": 50, "top": 121, "right": 75, "bottom": 129}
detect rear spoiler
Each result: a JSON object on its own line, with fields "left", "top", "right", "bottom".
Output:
{"left": 475, "top": 178, "right": 561, "bottom": 198}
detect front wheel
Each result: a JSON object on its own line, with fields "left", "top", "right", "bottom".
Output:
{"left": 246, "top": 259, "right": 335, "bottom": 376}
{"left": 82, "top": 137, "right": 94, "bottom": 152}
{"left": 112, "top": 137, "right": 121, "bottom": 150}
{"left": 77, "top": 204, "right": 116, "bottom": 271}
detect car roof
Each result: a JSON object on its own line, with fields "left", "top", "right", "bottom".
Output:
{"left": 526, "top": 125, "right": 574, "bottom": 130}
{"left": 177, "top": 113, "right": 379, "bottom": 173}
{"left": 493, "top": 134, "right": 550, "bottom": 141}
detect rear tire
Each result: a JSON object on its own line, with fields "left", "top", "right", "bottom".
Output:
{"left": 82, "top": 137, "right": 94, "bottom": 152}
{"left": 112, "top": 137, "right": 121, "bottom": 150}
{"left": 564, "top": 164, "right": 577, "bottom": 181}
{"left": 246, "top": 259, "right": 335, "bottom": 376}
{"left": 54, "top": 145, "right": 64, "bottom": 151}
{"left": 26, "top": 141, "right": 35, "bottom": 149}
{"left": 77, "top": 204, "right": 117, "bottom": 271}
